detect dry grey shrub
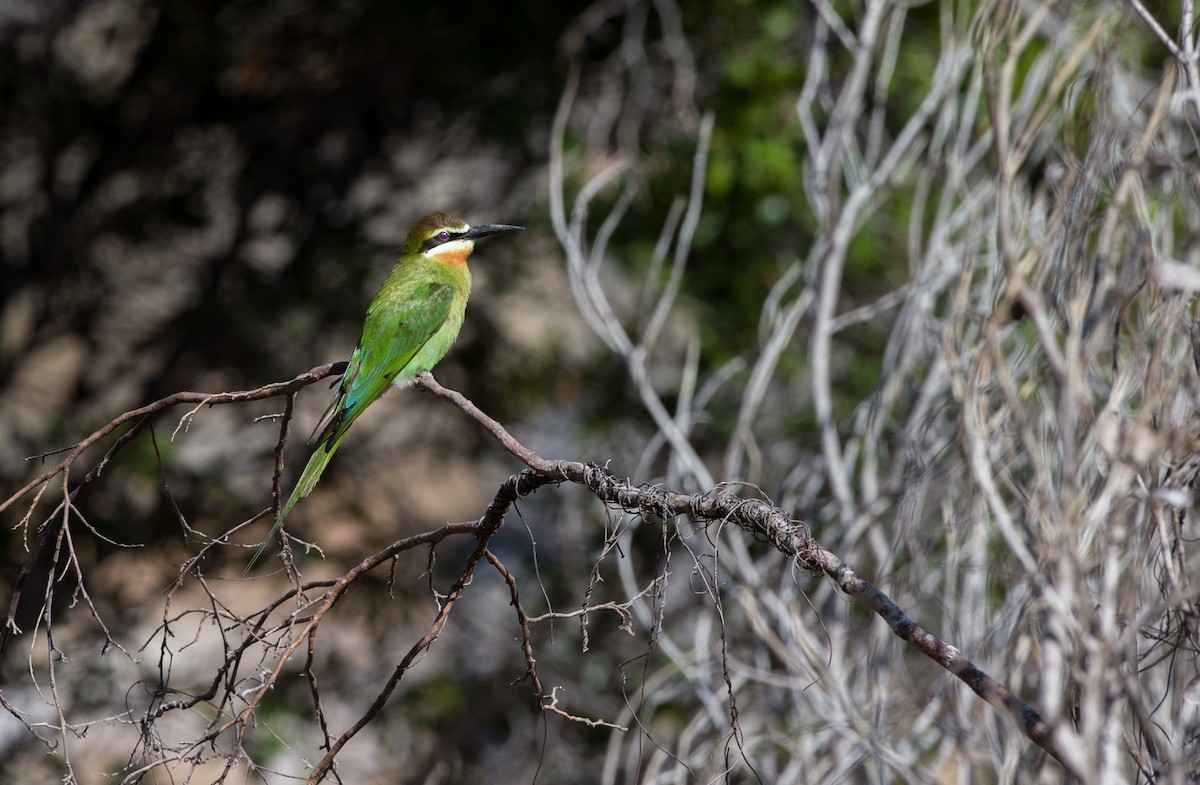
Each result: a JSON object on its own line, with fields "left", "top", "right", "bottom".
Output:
{"left": 549, "top": 1, "right": 1200, "bottom": 783}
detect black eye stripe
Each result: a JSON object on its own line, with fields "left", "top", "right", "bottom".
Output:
{"left": 419, "top": 230, "right": 465, "bottom": 253}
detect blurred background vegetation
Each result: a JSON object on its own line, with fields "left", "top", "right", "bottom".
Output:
{"left": 0, "top": 1, "right": 833, "bottom": 780}
{"left": 3, "top": 0, "right": 1199, "bottom": 783}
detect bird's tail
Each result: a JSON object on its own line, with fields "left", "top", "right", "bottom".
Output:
{"left": 245, "top": 427, "right": 350, "bottom": 571}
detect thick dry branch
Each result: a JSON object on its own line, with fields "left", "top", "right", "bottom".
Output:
{"left": 414, "top": 371, "right": 1064, "bottom": 766}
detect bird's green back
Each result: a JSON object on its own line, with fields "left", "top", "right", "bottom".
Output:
{"left": 318, "top": 255, "right": 470, "bottom": 445}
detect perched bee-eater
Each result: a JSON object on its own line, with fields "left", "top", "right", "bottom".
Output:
{"left": 247, "top": 212, "right": 522, "bottom": 569}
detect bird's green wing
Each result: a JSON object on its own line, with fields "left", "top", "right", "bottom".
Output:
{"left": 314, "top": 280, "right": 455, "bottom": 447}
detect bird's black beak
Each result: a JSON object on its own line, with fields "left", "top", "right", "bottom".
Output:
{"left": 462, "top": 223, "right": 524, "bottom": 240}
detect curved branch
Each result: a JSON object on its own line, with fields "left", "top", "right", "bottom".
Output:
{"left": 415, "top": 371, "right": 1064, "bottom": 767}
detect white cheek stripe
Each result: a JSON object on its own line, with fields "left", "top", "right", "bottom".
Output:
{"left": 425, "top": 238, "right": 474, "bottom": 259}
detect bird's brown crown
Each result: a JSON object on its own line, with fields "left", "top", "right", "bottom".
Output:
{"left": 404, "top": 212, "right": 470, "bottom": 256}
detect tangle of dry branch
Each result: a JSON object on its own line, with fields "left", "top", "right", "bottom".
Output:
{"left": 0, "top": 365, "right": 1067, "bottom": 781}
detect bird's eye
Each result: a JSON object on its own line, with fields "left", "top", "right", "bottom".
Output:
{"left": 436, "top": 231, "right": 451, "bottom": 242}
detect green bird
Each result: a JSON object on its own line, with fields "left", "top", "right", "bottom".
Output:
{"left": 247, "top": 212, "right": 522, "bottom": 570}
